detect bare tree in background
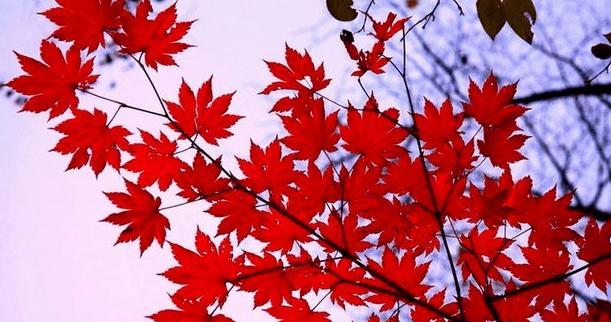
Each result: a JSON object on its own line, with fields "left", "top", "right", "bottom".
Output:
{"left": 325, "top": 0, "right": 610, "bottom": 221}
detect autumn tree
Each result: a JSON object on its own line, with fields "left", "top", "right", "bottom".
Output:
{"left": 328, "top": 0, "right": 611, "bottom": 222}
{"left": 4, "top": 0, "right": 610, "bottom": 321}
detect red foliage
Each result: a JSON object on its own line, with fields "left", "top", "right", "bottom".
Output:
{"left": 112, "top": 0, "right": 193, "bottom": 69}
{"left": 7, "top": 2, "right": 610, "bottom": 322}
{"left": 8, "top": 40, "right": 98, "bottom": 119}
{"left": 52, "top": 108, "right": 130, "bottom": 175}
{"left": 103, "top": 180, "right": 169, "bottom": 254}
{"left": 42, "top": 0, "right": 125, "bottom": 52}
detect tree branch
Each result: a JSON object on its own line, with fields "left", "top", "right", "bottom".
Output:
{"left": 513, "top": 83, "right": 611, "bottom": 105}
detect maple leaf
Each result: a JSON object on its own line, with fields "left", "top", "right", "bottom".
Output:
{"left": 41, "top": 0, "right": 125, "bottom": 52}
{"left": 414, "top": 99, "right": 464, "bottom": 150}
{"left": 52, "top": 108, "right": 130, "bottom": 176}
{"left": 511, "top": 247, "right": 572, "bottom": 306}
{"left": 340, "top": 160, "right": 386, "bottom": 215}
{"left": 495, "top": 282, "right": 538, "bottom": 322}
{"left": 467, "top": 176, "right": 515, "bottom": 226}
{"left": 265, "top": 297, "right": 330, "bottom": 322}
{"left": 237, "top": 139, "right": 297, "bottom": 199}
{"left": 177, "top": 154, "right": 231, "bottom": 201}
{"left": 370, "top": 12, "right": 410, "bottom": 41}
{"left": 288, "top": 161, "right": 339, "bottom": 216}
{"left": 165, "top": 78, "right": 242, "bottom": 145}
{"left": 367, "top": 248, "right": 431, "bottom": 311}
{"left": 103, "top": 180, "right": 169, "bottom": 254}
{"left": 8, "top": 40, "right": 98, "bottom": 119}
{"left": 161, "top": 230, "right": 241, "bottom": 307}
{"left": 123, "top": 130, "right": 188, "bottom": 191}
{"left": 458, "top": 228, "right": 514, "bottom": 285}
{"left": 540, "top": 298, "right": 587, "bottom": 322}
{"left": 317, "top": 211, "right": 372, "bottom": 254}
{"left": 410, "top": 290, "right": 458, "bottom": 322}
{"left": 463, "top": 285, "right": 494, "bottom": 322}
{"left": 463, "top": 73, "right": 528, "bottom": 127}
{"left": 586, "top": 300, "right": 611, "bottom": 322}
{"left": 253, "top": 208, "right": 312, "bottom": 254}
{"left": 345, "top": 41, "right": 390, "bottom": 77}
{"left": 207, "top": 190, "right": 267, "bottom": 242}
{"left": 576, "top": 219, "right": 611, "bottom": 291}
{"left": 340, "top": 95, "right": 408, "bottom": 164}
{"left": 280, "top": 97, "right": 339, "bottom": 160}
{"left": 428, "top": 139, "right": 477, "bottom": 176}
{"left": 149, "top": 294, "right": 234, "bottom": 322}
{"left": 284, "top": 250, "right": 334, "bottom": 297}
{"left": 478, "top": 125, "right": 528, "bottom": 169}
{"left": 112, "top": 0, "right": 193, "bottom": 69}
{"left": 525, "top": 187, "right": 581, "bottom": 251}
{"left": 239, "top": 252, "right": 295, "bottom": 307}
{"left": 326, "top": 259, "right": 368, "bottom": 308}
{"left": 260, "top": 44, "right": 331, "bottom": 96}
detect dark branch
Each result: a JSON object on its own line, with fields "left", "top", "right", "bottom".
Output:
{"left": 513, "top": 83, "right": 611, "bottom": 105}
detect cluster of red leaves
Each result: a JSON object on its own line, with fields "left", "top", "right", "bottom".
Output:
{"left": 8, "top": 2, "right": 610, "bottom": 322}
{"left": 341, "top": 13, "right": 408, "bottom": 77}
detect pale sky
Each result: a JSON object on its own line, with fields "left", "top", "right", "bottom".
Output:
{"left": 0, "top": 1, "right": 357, "bottom": 321}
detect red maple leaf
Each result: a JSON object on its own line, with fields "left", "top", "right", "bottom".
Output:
{"left": 540, "top": 298, "right": 587, "bottom": 322}
{"left": 52, "top": 108, "right": 131, "bottom": 176}
{"left": 253, "top": 208, "right": 312, "bottom": 254}
{"left": 238, "top": 252, "right": 295, "bottom": 307}
{"left": 414, "top": 99, "right": 463, "bottom": 150}
{"left": 288, "top": 161, "right": 339, "bottom": 216}
{"left": 165, "top": 78, "right": 242, "bottom": 145}
{"left": 265, "top": 297, "right": 330, "bottom": 322}
{"left": 345, "top": 41, "right": 390, "bottom": 77}
{"left": 326, "top": 259, "right": 368, "bottom": 308}
{"left": 525, "top": 187, "right": 581, "bottom": 251}
{"left": 370, "top": 12, "right": 410, "bottom": 41}
{"left": 367, "top": 248, "right": 431, "bottom": 311}
{"left": 260, "top": 44, "right": 331, "bottom": 96}
{"left": 428, "top": 139, "right": 477, "bottom": 176}
{"left": 42, "top": 0, "right": 125, "bottom": 52}
{"left": 207, "top": 190, "right": 267, "bottom": 242}
{"left": 280, "top": 97, "right": 339, "bottom": 160}
{"left": 576, "top": 219, "right": 611, "bottom": 291}
{"left": 112, "top": 0, "right": 193, "bottom": 69}
{"left": 317, "top": 211, "right": 372, "bottom": 254}
{"left": 8, "top": 40, "right": 98, "bottom": 119}
{"left": 458, "top": 228, "right": 514, "bottom": 286}
{"left": 149, "top": 294, "right": 234, "bottom": 322}
{"left": 511, "top": 247, "right": 571, "bottom": 306}
{"left": 237, "top": 139, "right": 297, "bottom": 199}
{"left": 340, "top": 95, "right": 408, "bottom": 164}
{"left": 177, "top": 154, "right": 231, "bottom": 201}
{"left": 161, "top": 230, "right": 241, "bottom": 307}
{"left": 103, "top": 180, "right": 169, "bottom": 254}
{"left": 410, "top": 290, "right": 458, "bottom": 322}
{"left": 495, "top": 282, "right": 538, "bottom": 322}
{"left": 123, "top": 130, "right": 188, "bottom": 191}
{"left": 463, "top": 74, "right": 528, "bottom": 127}
{"left": 478, "top": 125, "right": 528, "bottom": 168}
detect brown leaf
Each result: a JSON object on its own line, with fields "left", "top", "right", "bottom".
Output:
{"left": 592, "top": 43, "right": 611, "bottom": 60}
{"left": 326, "top": 0, "right": 358, "bottom": 22}
{"left": 503, "top": 0, "right": 537, "bottom": 44}
{"left": 477, "top": 0, "right": 506, "bottom": 40}
{"left": 406, "top": 0, "right": 419, "bottom": 8}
